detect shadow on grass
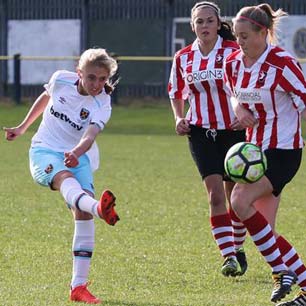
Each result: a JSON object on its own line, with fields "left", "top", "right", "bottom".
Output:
{"left": 231, "top": 276, "right": 271, "bottom": 285}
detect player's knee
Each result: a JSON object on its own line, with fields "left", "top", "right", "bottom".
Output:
{"left": 52, "top": 170, "right": 74, "bottom": 190}
{"left": 208, "top": 190, "right": 226, "bottom": 208}
{"left": 230, "top": 186, "right": 248, "bottom": 215}
{"left": 60, "top": 177, "right": 84, "bottom": 207}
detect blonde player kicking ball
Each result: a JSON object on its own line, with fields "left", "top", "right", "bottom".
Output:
{"left": 4, "top": 48, "right": 119, "bottom": 304}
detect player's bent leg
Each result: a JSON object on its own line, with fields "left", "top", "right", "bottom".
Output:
{"left": 205, "top": 175, "right": 239, "bottom": 277}
{"left": 271, "top": 270, "right": 297, "bottom": 302}
{"left": 58, "top": 176, "right": 120, "bottom": 225}
{"left": 276, "top": 290, "right": 306, "bottom": 306}
{"left": 97, "top": 190, "right": 119, "bottom": 226}
{"left": 276, "top": 235, "right": 306, "bottom": 299}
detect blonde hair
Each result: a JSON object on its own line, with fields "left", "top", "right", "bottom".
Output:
{"left": 78, "top": 48, "right": 117, "bottom": 77}
{"left": 233, "top": 3, "right": 287, "bottom": 44}
{"left": 78, "top": 48, "right": 118, "bottom": 94}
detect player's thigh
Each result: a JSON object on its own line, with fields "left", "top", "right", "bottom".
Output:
{"left": 29, "top": 147, "right": 68, "bottom": 187}
{"left": 264, "top": 149, "right": 302, "bottom": 196}
{"left": 218, "top": 129, "right": 246, "bottom": 158}
{"left": 72, "top": 154, "right": 95, "bottom": 195}
{"left": 188, "top": 126, "right": 223, "bottom": 179}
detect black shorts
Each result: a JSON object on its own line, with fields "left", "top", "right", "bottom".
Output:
{"left": 264, "top": 148, "right": 302, "bottom": 196}
{"left": 188, "top": 125, "right": 246, "bottom": 180}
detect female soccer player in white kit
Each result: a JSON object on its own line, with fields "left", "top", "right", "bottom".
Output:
{"left": 224, "top": 3, "right": 306, "bottom": 304}
{"left": 168, "top": 1, "right": 248, "bottom": 278}
{"left": 4, "top": 48, "right": 119, "bottom": 304}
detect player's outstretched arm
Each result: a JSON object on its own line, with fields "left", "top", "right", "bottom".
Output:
{"left": 3, "top": 91, "right": 50, "bottom": 141}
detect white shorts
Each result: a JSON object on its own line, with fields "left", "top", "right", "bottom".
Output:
{"left": 29, "top": 146, "right": 95, "bottom": 194}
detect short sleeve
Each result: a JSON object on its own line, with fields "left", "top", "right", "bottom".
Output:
{"left": 223, "top": 59, "right": 234, "bottom": 96}
{"left": 43, "top": 70, "right": 63, "bottom": 96}
{"left": 168, "top": 55, "right": 189, "bottom": 100}
{"left": 91, "top": 94, "right": 112, "bottom": 130}
{"left": 279, "top": 58, "right": 306, "bottom": 112}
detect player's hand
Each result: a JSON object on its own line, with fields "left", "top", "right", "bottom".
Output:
{"left": 234, "top": 105, "right": 257, "bottom": 128}
{"left": 230, "top": 118, "right": 245, "bottom": 131}
{"left": 64, "top": 152, "right": 79, "bottom": 168}
{"left": 3, "top": 126, "right": 23, "bottom": 141}
{"left": 175, "top": 118, "right": 190, "bottom": 136}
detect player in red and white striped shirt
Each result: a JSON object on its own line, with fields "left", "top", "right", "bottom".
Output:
{"left": 168, "top": 1, "right": 247, "bottom": 278}
{"left": 224, "top": 3, "right": 306, "bottom": 304}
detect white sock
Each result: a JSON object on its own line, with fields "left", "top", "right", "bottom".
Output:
{"left": 71, "top": 219, "right": 95, "bottom": 289}
{"left": 60, "top": 177, "right": 99, "bottom": 217}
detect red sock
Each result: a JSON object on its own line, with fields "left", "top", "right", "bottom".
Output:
{"left": 210, "top": 213, "right": 235, "bottom": 258}
{"left": 277, "top": 235, "right": 306, "bottom": 290}
{"left": 229, "top": 207, "right": 247, "bottom": 250}
{"left": 243, "top": 211, "right": 286, "bottom": 272}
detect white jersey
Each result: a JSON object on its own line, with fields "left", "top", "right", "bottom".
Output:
{"left": 31, "top": 70, "right": 112, "bottom": 153}
{"left": 168, "top": 36, "right": 239, "bottom": 129}
{"left": 224, "top": 44, "right": 306, "bottom": 150}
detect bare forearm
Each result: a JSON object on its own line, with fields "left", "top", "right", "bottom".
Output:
{"left": 4, "top": 91, "right": 49, "bottom": 141}
{"left": 170, "top": 98, "right": 185, "bottom": 120}
{"left": 170, "top": 98, "right": 190, "bottom": 135}
{"left": 64, "top": 125, "right": 100, "bottom": 168}
{"left": 19, "top": 91, "right": 50, "bottom": 132}
{"left": 71, "top": 135, "right": 95, "bottom": 158}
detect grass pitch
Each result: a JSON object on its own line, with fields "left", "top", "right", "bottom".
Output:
{"left": 1, "top": 102, "right": 306, "bottom": 306}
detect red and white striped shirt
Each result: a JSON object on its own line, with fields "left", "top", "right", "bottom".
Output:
{"left": 224, "top": 44, "right": 306, "bottom": 150}
{"left": 168, "top": 36, "right": 239, "bottom": 129}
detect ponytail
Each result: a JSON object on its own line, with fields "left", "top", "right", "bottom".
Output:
{"left": 233, "top": 3, "right": 287, "bottom": 44}
{"left": 218, "top": 21, "right": 236, "bottom": 41}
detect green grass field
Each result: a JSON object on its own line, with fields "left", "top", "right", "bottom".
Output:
{"left": 1, "top": 102, "right": 306, "bottom": 306}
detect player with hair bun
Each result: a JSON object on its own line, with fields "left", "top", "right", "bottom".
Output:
{"left": 168, "top": 1, "right": 249, "bottom": 278}
{"left": 4, "top": 48, "right": 119, "bottom": 304}
{"left": 224, "top": 3, "right": 306, "bottom": 304}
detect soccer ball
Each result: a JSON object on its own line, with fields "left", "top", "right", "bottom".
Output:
{"left": 224, "top": 142, "right": 267, "bottom": 184}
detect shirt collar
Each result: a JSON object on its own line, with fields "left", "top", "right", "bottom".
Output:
{"left": 237, "top": 43, "right": 272, "bottom": 64}
{"left": 256, "top": 43, "right": 272, "bottom": 64}
{"left": 191, "top": 35, "right": 222, "bottom": 51}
